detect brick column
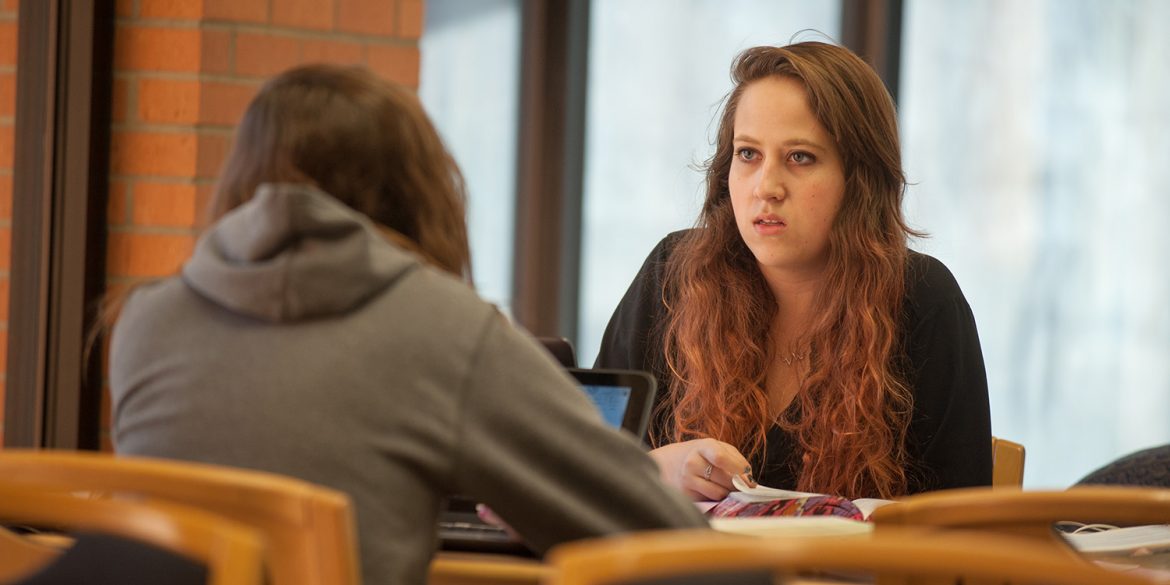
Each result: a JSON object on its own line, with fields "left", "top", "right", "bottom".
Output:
{"left": 102, "top": 0, "right": 424, "bottom": 449}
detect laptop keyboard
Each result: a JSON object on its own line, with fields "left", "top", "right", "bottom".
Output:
{"left": 437, "top": 511, "right": 535, "bottom": 556}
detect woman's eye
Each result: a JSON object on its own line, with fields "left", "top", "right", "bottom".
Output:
{"left": 790, "top": 151, "right": 815, "bottom": 164}
{"left": 736, "top": 148, "right": 757, "bottom": 161}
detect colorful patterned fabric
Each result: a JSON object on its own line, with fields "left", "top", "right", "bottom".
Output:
{"left": 706, "top": 495, "right": 865, "bottom": 521}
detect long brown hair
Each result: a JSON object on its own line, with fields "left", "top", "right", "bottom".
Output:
{"left": 212, "top": 64, "right": 471, "bottom": 277}
{"left": 97, "top": 65, "right": 471, "bottom": 335}
{"left": 662, "top": 42, "right": 922, "bottom": 499}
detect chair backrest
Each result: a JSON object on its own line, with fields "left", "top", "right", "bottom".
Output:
{"left": 0, "top": 484, "right": 263, "bottom": 585}
{"left": 0, "top": 450, "right": 361, "bottom": 585}
{"left": 992, "top": 436, "right": 1026, "bottom": 488}
{"left": 544, "top": 528, "right": 1144, "bottom": 585}
{"left": 0, "top": 529, "right": 59, "bottom": 582}
{"left": 870, "top": 485, "right": 1170, "bottom": 548}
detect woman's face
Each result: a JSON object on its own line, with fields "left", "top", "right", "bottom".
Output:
{"left": 728, "top": 75, "right": 846, "bottom": 283}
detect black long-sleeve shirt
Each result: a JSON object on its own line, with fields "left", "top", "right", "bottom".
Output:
{"left": 595, "top": 230, "right": 993, "bottom": 495}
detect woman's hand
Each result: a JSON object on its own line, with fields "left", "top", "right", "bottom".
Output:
{"left": 649, "top": 439, "right": 755, "bottom": 501}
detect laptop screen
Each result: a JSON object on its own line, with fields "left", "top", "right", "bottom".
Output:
{"left": 581, "top": 384, "right": 632, "bottom": 429}
{"left": 566, "top": 369, "right": 655, "bottom": 439}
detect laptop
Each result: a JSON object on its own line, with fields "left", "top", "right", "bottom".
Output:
{"left": 437, "top": 367, "right": 657, "bottom": 555}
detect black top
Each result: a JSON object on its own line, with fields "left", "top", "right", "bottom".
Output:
{"left": 595, "top": 230, "right": 993, "bottom": 495}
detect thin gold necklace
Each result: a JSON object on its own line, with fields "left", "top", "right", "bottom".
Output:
{"left": 780, "top": 350, "right": 809, "bottom": 367}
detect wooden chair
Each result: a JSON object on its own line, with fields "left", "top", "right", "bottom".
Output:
{"left": 992, "top": 436, "right": 1026, "bottom": 488}
{"left": 0, "top": 524, "right": 59, "bottom": 582}
{"left": 870, "top": 485, "right": 1170, "bottom": 554}
{"left": 0, "top": 484, "right": 263, "bottom": 585}
{"left": 545, "top": 527, "right": 1144, "bottom": 585}
{"left": 0, "top": 449, "right": 360, "bottom": 585}
{"left": 430, "top": 552, "right": 548, "bottom": 585}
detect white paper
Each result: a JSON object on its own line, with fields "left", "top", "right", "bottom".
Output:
{"left": 1063, "top": 525, "right": 1170, "bottom": 554}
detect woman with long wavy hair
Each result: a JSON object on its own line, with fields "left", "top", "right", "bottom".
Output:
{"left": 596, "top": 42, "right": 992, "bottom": 501}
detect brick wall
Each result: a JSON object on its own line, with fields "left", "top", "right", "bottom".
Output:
{"left": 102, "top": 0, "right": 424, "bottom": 449}
{"left": 0, "top": 0, "right": 17, "bottom": 445}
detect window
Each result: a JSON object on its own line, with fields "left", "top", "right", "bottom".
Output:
{"left": 419, "top": 0, "right": 522, "bottom": 311}
{"left": 901, "top": 0, "right": 1170, "bottom": 486}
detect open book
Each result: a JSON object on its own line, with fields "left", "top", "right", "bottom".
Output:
{"left": 1060, "top": 525, "right": 1170, "bottom": 582}
{"left": 706, "top": 476, "right": 895, "bottom": 521}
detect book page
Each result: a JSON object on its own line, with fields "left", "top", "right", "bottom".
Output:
{"left": 730, "top": 476, "right": 819, "bottom": 501}
{"left": 852, "top": 498, "right": 896, "bottom": 519}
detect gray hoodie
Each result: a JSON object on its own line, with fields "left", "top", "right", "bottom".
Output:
{"left": 110, "top": 184, "right": 706, "bottom": 585}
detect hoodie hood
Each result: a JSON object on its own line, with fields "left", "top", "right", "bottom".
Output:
{"left": 182, "top": 183, "right": 419, "bottom": 322}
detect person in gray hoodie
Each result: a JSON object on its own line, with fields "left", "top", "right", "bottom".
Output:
{"left": 109, "top": 64, "right": 707, "bottom": 585}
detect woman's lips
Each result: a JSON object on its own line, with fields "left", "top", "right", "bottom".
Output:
{"left": 753, "top": 215, "right": 786, "bottom": 235}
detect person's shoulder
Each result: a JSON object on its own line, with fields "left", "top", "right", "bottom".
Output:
{"left": 904, "top": 251, "right": 971, "bottom": 316}
{"left": 126, "top": 276, "right": 187, "bottom": 302}
{"left": 627, "top": 229, "right": 695, "bottom": 281}
{"left": 390, "top": 261, "right": 499, "bottom": 324}
{"left": 110, "top": 277, "right": 208, "bottom": 368}
{"left": 651, "top": 229, "right": 694, "bottom": 258}
{"left": 118, "top": 277, "right": 196, "bottom": 326}
{"left": 906, "top": 250, "right": 964, "bottom": 297}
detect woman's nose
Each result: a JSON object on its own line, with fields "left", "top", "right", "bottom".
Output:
{"left": 753, "top": 163, "right": 787, "bottom": 201}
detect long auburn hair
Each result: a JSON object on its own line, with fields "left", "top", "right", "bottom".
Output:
{"left": 212, "top": 64, "right": 471, "bottom": 277}
{"left": 662, "top": 42, "right": 922, "bottom": 499}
